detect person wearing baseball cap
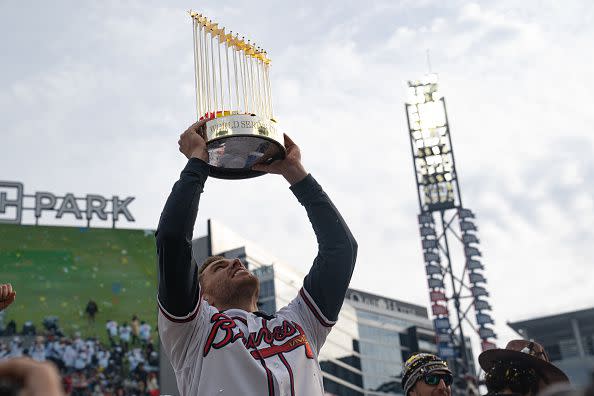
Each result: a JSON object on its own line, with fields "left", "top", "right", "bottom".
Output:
{"left": 402, "top": 353, "right": 454, "bottom": 396}
{"left": 479, "top": 340, "right": 570, "bottom": 396}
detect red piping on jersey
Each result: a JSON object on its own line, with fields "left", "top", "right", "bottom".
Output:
{"left": 299, "top": 288, "right": 334, "bottom": 327}
{"left": 278, "top": 353, "right": 296, "bottom": 396}
{"left": 157, "top": 292, "right": 202, "bottom": 323}
{"left": 254, "top": 348, "right": 275, "bottom": 396}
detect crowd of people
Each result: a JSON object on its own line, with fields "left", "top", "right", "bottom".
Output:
{"left": 0, "top": 284, "right": 159, "bottom": 396}
{"left": 0, "top": 334, "right": 159, "bottom": 395}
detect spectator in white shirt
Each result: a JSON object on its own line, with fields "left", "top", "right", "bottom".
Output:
{"left": 31, "top": 340, "right": 46, "bottom": 362}
{"left": 106, "top": 320, "right": 118, "bottom": 344}
{"left": 74, "top": 347, "right": 88, "bottom": 370}
{"left": 97, "top": 348, "right": 110, "bottom": 370}
{"left": 9, "top": 337, "right": 23, "bottom": 358}
{"left": 0, "top": 342, "right": 9, "bottom": 360}
{"left": 63, "top": 342, "right": 77, "bottom": 370}
{"left": 119, "top": 322, "right": 132, "bottom": 349}
{"left": 139, "top": 321, "right": 151, "bottom": 344}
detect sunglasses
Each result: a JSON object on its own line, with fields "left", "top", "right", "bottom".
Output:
{"left": 424, "top": 373, "right": 453, "bottom": 386}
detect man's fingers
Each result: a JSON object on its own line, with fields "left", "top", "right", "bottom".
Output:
{"left": 251, "top": 164, "right": 268, "bottom": 173}
{"left": 0, "top": 284, "right": 11, "bottom": 299}
{"left": 252, "top": 161, "right": 277, "bottom": 173}
{"left": 0, "top": 357, "right": 41, "bottom": 378}
{"left": 188, "top": 119, "right": 208, "bottom": 134}
{"left": 252, "top": 159, "right": 284, "bottom": 174}
{"left": 0, "top": 357, "right": 28, "bottom": 378}
{"left": 0, "top": 292, "right": 16, "bottom": 309}
{"left": 0, "top": 290, "right": 15, "bottom": 305}
{"left": 0, "top": 358, "right": 63, "bottom": 396}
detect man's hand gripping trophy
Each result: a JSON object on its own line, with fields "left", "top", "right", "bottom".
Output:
{"left": 178, "top": 119, "right": 307, "bottom": 186}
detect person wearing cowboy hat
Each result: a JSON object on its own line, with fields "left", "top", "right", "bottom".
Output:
{"left": 402, "top": 353, "right": 455, "bottom": 396}
{"left": 479, "top": 340, "right": 570, "bottom": 396}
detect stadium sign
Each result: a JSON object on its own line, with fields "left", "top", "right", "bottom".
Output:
{"left": 0, "top": 181, "right": 135, "bottom": 227}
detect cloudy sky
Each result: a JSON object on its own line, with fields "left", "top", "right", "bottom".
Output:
{"left": 2, "top": 0, "right": 593, "bottom": 358}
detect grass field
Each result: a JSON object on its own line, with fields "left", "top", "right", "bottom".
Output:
{"left": 0, "top": 224, "right": 158, "bottom": 345}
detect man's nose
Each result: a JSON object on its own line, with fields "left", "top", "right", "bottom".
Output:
{"left": 437, "top": 379, "right": 446, "bottom": 389}
{"left": 232, "top": 258, "right": 243, "bottom": 268}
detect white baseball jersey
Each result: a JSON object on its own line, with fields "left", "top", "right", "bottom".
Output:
{"left": 158, "top": 287, "right": 335, "bottom": 396}
{"left": 119, "top": 325, "right": 132, "bottom": 342}
{"left": 106, "top": 321, "right": 118, "bottom": 337}
{"left": 139, "top": 323, "right": 151, "bottom": 341}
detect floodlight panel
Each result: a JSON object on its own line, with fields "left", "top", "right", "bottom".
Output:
{"left": 408, "top": 107, "right": 422, "bottom": 125}
{"left": 407, "top": 89, "right": 426, "bottom": 105}
{"left": 418, "top": 101, "right": 447, "bottom": 129}
{"left": 422, "top": 181, "right": 456, "bottom": 207}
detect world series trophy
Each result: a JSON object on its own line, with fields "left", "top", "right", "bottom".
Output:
{"left": 190, "top": 12, "right": 285, "bottom": 179}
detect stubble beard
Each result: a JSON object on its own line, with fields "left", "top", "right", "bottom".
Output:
{"left": 216, "top": 274, "right": 259, "bottom": 309}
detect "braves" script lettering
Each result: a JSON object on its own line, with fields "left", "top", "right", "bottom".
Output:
{"left": 203, "top": 313, "right": 313, "bottom": 360}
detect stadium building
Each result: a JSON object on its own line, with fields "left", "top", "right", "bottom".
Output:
{"left": 508, "top": 308, "right": 594, "bottom": 386}
{"left": 159, "top": 219, "right": 465, "bottom": 396}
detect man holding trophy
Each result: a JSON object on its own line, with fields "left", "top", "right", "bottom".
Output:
{"left": 155, "top": 13, "right": 358, "bottom": 396}
{"left": 158, "top": 119, "right": 358, "bottom": 395}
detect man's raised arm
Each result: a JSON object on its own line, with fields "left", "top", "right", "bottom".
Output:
{"left": 290, "top": 174, "right": 357, "bottom": 321}
{"left": 252, "top": 135, "right": 358, "bottom": 322}
{"left": 156, "top": 121, "right": 209, "bottom": 317}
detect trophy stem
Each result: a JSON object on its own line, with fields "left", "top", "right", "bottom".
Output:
{"left": 248, "top": 55, "right": 253, "bottom": 114}
{"left": 251, "top": 52, "right": 257, "bottom": 114}
{"left": 204, "top": 27, "right": 211, "bottom": 118}
{"left": 237, "top": 46, "right": 242, "bottom": 113}
{"left": 233, "top": 45, "right": 240, "bottom": 112}
{"left": 256, "top": 54, "right": 262, "bottom": 115}
{"left": 256, "top": 56, "right": 260, "bottom": 115}
{"left": 217, "top": 33, "right": 224, "bottom": 114}
{"left": 265, "top": 63, "right": 273, "bottom": 119}
{"left": 193, "top": 19, "right": 200, "bottom": 119}
{"left": 243, "top": 48, "right": 249, "bottom": 113}
{"left": 244, "top": 44, "right": 250, "bottom": 114}
{"left": 225, "top": 40, "right": 231, "bottom": 114}
{"left": 210, "top": 34, "right": 217, "bottom": 117}
{"left": 260, "top": 58, "right": 267, "bottom": 118}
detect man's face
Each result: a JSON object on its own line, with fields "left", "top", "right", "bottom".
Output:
{"left": 409, "top": 370, "right": 452, "bottom": 396}
{"left": 200, "top": 258, "right": 259, "bottom": 308}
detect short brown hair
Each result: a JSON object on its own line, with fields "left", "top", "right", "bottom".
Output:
{"left": 198, "top": 255, "right": 226, "bottom": 277}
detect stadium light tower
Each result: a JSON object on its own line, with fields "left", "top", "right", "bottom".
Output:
{"left": 404, "top": 74, "right": 497, "bottom": 389}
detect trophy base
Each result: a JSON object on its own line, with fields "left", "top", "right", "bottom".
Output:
{"left": 207, "top": 135, "right": 285, "bottom": 179}
{"left": 205, "top": 114, "right": 285, "bottom": 180}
